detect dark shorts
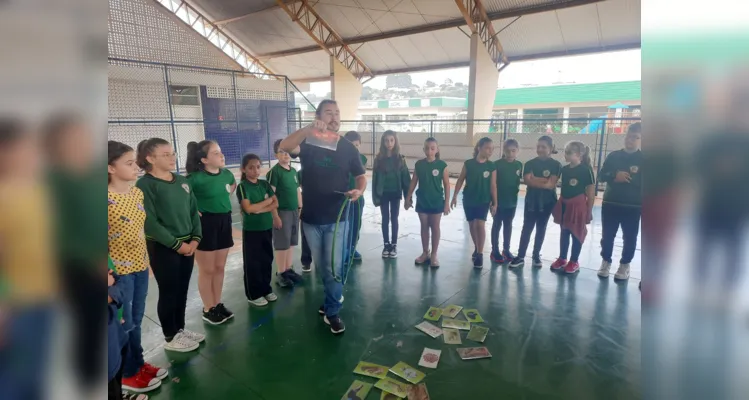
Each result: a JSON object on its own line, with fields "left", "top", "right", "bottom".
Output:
{"left": 197, "top": 212, "right": 234, "bottom": 251}
{"left": 416, "top": 203, "right": 443, "bottom": 215}
{"left": 463, "top": 203, "right": 490, "bottom": 222}
{"left": 273, "top": 209, "right": 299, "bottom": 250}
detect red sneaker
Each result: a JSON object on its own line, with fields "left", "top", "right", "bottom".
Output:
{"left": 564, "top": 261, "right": 580, "bottom": 274}
{"left": 550, "top": 258, "right": 567, "bottom": 270}
{"left": 122, "top": 369, "right": 161, "bottom": 393}
{"left": 141, "top": 363, "right": 168, "bottom": 380}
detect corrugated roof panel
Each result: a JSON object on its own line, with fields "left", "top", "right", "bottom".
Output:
{"left": 554, "top": 3, "right": 603, "bottom": 49}
{"left": 227, "top": 8, "right": 317, "bottom": 55}
{"left": 356, "top": 40, "right": 404, "bottom": 71}
{"left": 314, "top": 3, "right": 365, "bottom": 38}
{"left": 495, "top": 12, "right": 567, "bottom": 57}
{"left": 596, "top": 0, "right": 641, "bottom": 46}
{"left": 412, "top": 0, "right": 463, "bottom": 18}
{"left": 190, "top": 0, "right": 277, "bottom": 21}
{"left": 483, "top": 0, "right": 565, "bottom": 13}
{"left": 265, "top": 50, "right": 330, "bottom": 81}
{"left": 430, "top": 29, "right": 471, "bottom": 62}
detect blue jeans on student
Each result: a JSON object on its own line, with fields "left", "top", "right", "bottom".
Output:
{"left": 0, "top": 306, "right": 54, "bottom": 400}
{"left": 303, "top": 222, "right": 345, "bottom": 317}
{"left": 118, "top": 269, "right": 149, "bottom": 377}
{"left": 343, "top": 197, "right": 364, "bottom": 265}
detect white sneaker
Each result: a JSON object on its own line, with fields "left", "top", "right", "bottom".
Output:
{"left": 265, "top": 293, "right": 278, "bottom": 302}
{"left": 164, "top": 331, "right": 199, "bottom": 353}
{"left": 248, "top": 297, "right": 269, "bottom": 307}
{"left": 181, "top": 329, "right": 205, "bottom": 343}
{"left": 598, "top": 261, "right": 612, "bottom": 278}
{"left": 614, "top": 263, "right": 630, "bottom": 280}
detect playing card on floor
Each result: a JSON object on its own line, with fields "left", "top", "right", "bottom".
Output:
{"left": 456, "top": 347, "right": 492, "bottom": 360}
{"left": 375, "top": 377, "right": 410, "bottom": 398}
{"left": 462, "top": 309, "right": 484, "bottom": 323}
{"left": 442, "top": 328, "right": 462, "bottom": 344}
{"left": 390, "top": 361, "right": 426, "bottom": 384}
{"left": 418, "top": 348, "right": 441, "bottom": 369}
{"left": 422, "top": 307, "right": 442, "bottom": 321}
{"left": 381, "top": 391, "right": 400, "bottom": 400}
{"left": 353, "top": 361, "right": 389, "bottom": 379}
{"left": 341, "top": 380, "right": 373, "bottom": 400}
{"left": 466, "top": 325, "right": 489, "bottom": 343}
{"left": 442, "top": 304, "right": 463, "bottom": 318}
{"left": 415, "top": 321, "right": 443, "bottom": 338}
{"left": 407, "top": 383, "right": 431, "bottom": 400}
{"left": 441, "top": 318, "right": 470, "bottom": 330}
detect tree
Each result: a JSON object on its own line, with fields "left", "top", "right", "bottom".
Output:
{"left": 425, "top": 80, "right": 436, "bottom": 88}
{"left": 360, "top": 86, "right": 374, "bottom": 100}
{"left": 455, "top": 82, "right": 464, "bottom": 88}
{"left": 443, "top": 78, "right": 453, "bottom": 86}
{"left": 386, "top": 73, "right": 413, "bottom": 89}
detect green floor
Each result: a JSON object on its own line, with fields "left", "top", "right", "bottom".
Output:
{"left": 140, "top": 193, "right": 641, "bottom": 399}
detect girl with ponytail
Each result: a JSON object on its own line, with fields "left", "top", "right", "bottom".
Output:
{"left": 549, "top": 141, "right": 596, "bottom": 274}
{"left": 451, "top": 137, "right": 497, "bottom": 267}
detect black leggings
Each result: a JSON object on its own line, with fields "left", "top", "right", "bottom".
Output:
{"left": 491, "top": 207, "right": 516, "bottom": 253}
{"left": 516, "top": 206, "right": 554, "bottom": 258}
{"left": 380, "top": 193, "right": 401, "bottom": 244}
{"left": 242, "top": 229, "right": 274, "bottom": 301}
{"left": 147, "top": 241, "right": 194, "bottom": 341}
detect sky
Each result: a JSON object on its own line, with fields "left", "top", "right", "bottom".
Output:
{"left": 308, "top": 49, "right": 641, "bottom": 95}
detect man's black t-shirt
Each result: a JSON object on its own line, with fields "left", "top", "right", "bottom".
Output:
{"left": 299, "top": 138, "right": 365, "bottom": 225}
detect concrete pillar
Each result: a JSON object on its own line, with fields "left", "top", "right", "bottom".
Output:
{"left": 562, "top": 107, "right": 570, "bottom": 133}
{"left": 330, "top": 56, "right": 362, "bottom": 122}
{"left": 466, "top": 32, "right": 499, "bottom": 144}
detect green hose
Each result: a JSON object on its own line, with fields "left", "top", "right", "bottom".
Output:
{"left": 331, "top": 196, "right": 362, "bottom": 284}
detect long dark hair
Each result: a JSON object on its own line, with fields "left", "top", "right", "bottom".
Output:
{"left": 473, "top": 137, "right": 493, "bottom": 158}
{"left": 424, "top": 137, "right": 440, "bottom": 159}
{"left": 108, "top": 141, "right": 134, "bottom": 183}
{"left": 136, "top": 137, "right": 170, "bottom": 172}
{"left": 565, "top": 141, "right": 591, "bottom": 165}
{"left": 375, "top": 130, "right": 402, "bottom": 171}
{"left": 185, "top": 140, "right": 215, "bottom": 174}
{"left": 239, "top": 153, "right": 261, "bottom": 181}
{"left": 538, "top": 135, "right": 558, "bottom": 154}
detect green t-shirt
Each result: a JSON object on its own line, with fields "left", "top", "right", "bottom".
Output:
{"left": 266, "top": 164, "right": 299, "bottom": 210}
{"left": 523, "top": 157, "right": 562, "bottom": 210}
{"left": 414, "top": 158, "right": 448, "bottom": 210}
{"left": 349, "top": 153, "right": 367, "bottom": 190}
{"left": 187, "top": 169, "right": 236, "bottom": 214}
{"left": 495, "top": 158, "right": 523, "bottom": 209}
{"left": 462, "top": 158, "right": 495, "bottom": 206}
{"left": 561, "top": 163, "right": 595, "bottom": 199}
{"left": 236, "top": 179, "right": 275, "bottom": 231}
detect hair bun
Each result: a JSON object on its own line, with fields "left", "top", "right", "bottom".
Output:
{"left": 187, "top": 141, "right": 198, "bottom": 151}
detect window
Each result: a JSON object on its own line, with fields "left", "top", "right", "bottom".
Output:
{"left": 169, "top": 85, "right": 200, "bottom": 106}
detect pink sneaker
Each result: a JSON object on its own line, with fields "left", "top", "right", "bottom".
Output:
{"left": 564, "top": 261, "right": 580, "bottom": 274}
{"left": 550, "top": 258, "right": 567, "bottom": 270}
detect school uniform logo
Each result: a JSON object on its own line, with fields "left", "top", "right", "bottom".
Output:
{"left": 264, "top": 193, "right": 269, "bottom": 199}
{"left": 630, "top": 165, "right": 639, "bottom": 174}
{"left": 432, "top": 169, "right": 439, "bottom": 177}
{"left": 542, "top": 170, "right": 551, "bottom": 177}
{"left": 182, "top": 183, "right": 190, "bottom": 193}
{"left": 516, "top": 169, "right": 521, "bottom": 176}
{"left": 225, "top": 184, "right": 231, "bottom": 193}
{"left": 483, "top": 171, "right": 490, "bottom": 178}
{"left": 570, "top": 178, "right": 578, "bottom": 187}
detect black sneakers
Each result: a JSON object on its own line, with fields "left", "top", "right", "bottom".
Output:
{"left": 301, "top": 263, "right": 312, "bottom": 272}
{"left": 509, "top": 256, "right": 525, "bottom": 268}
{"left": 215, "top": 303, "right": 234, "bottom": 321}
{"left": 389, "top": 244, "right": 398, "bottom": 258}
{"left": 473, "top": 253, "right": 484, "bottom": 268}
{"left": 532, "top": 255, "right": 543, "bottom": 267}
{"left": 202, "top": 307, "right": 226, "bottom": 325}
{"left": 283, "top": 269, "right": 303, "bottom": 284}
{"left": 324, "top": 315, "right": 346, "bottom": 334}
{"left": 382, "top": 243, "right": 391, "bottom": 258}
{"left": 276, "top": 272, "right": 293, "bottom": 287}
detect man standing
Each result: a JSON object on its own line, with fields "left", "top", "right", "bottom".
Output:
{"left": 280, "top": 100, "right": 366, "bottom": 334}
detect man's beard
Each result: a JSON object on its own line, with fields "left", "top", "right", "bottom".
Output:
{"left": 328, "top": 123, "right": 340, "bottom": 133}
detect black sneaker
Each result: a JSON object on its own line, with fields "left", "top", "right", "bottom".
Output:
{"left": 318, "top": 305, "right": 325, "bottom": 315}
{"left": 202, "top": 307, "right": 226, "bottom": 325}
{"left": 283, "top": 269, "right": 303, "bottom": 284}
{"left": 276, "top": 272, "right": 293, "bottom": 288}
{"left": 532, "top": 256, "right": 543, "bottom": 267}
{"left": 301, "top": 263, "right": 312, "bottom": 273}
{"left": 503, "top": 250, "right": 516, "bottom": 260}
{"left": 509, "top": 257, "right": 525, "bottom": 268}
{"left": 324, "top": 315, "right": 346, "bottom": 334}
{"left": 382, "top": 244, "right": 391, "bottom": 258}
{"left": 389, "top": 244, "right": 398, "bottom": 258}
{"left": 473, "top": 253, "right": 484, "bottom": 268}
{"left": 490, "top": 249, "right": 503, "bottom": 263}
{"left": 215, "top": 303, "right": 234, "bottom": 320}
{"left": 472, "top": 249, "right": 478, "bottom": 262}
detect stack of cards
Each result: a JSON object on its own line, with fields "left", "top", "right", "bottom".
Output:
{"left": 442, "top": 318, "right": 470, "bottom": 331}
{"left": 456, "top": 347, "right": 492, "bottom": 360}
{"left": 442, "top": 304, "right": 463, "bottom": 318}
{"left": 417, "top": 348, "right": 441, "bottom": 369}
{"left": 466, "top": 326, "right": 489, "bottom": 343}
{"left": 390, "top": 362, "right": 425, "bottom": 384}
{"left": 415, "top": 321, "right": 442, "bottom": 338}
{"left": 341, "top": 380, "right": 373, "bottom": 400}
{"left": 375, "top": 377, "right": 410, "bottom": 398}
{"left": 353, "top": 361, "right": 389, "bottom": 379}
{"left": 442, "top": 328, "right": 462, "bottom": 344}
{"left": 407, "top": 383, "right": 431, "bottom": 400}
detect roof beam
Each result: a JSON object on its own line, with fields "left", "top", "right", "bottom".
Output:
{"left": 455, "top": 0, "right": 508, "bottom": 69}
{"left": 257, "top": 0, "right": 603, "bottom": 59}
{"left": 274, "top": 0, "right": 374, "bottom": 80}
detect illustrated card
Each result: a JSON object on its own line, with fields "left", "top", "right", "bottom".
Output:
{"left": 456, "top": 347, "right": 492, "bottom": 360}
{"left": 390, "top": 361, "right": 426, "bottom": 384}
{"left": 422, "top": 307, "right": 442, "bottom": 321}
{"left": 442, "top": 304, "right": 463, "bottom": 319}
{"left": 418, "top": 348, "right": 441, "bottom": 369}
{"left": 341, "top": 380, "right": 373, "bottom": 400}
{"left": 415, "top": 321, "right": 442, "bottom": 338}
{"left": 462, "top": 309, "right": 484, "bottom": 323}
{"left": 407, "top": 383, "right": 431, "bottom": 400}
{"left": 441, "top": 318, "right": 470, "bottom": 330}
{"left": 466, "top": 325, "right": 489, "bottom": 343}
{"left": 381, "top": 392, "right": 400, "bottom": 400}
{"left": 353, "top": 361, "right": 389, "bottom": 379}
{"left": 375, "top": 377, "right": 410, "bottom": 398}
{"left": 305, "top": 128, "right": 340, "bottom": 151}
{"left": 442, "top": 328, "right": 462, "bottom": 345}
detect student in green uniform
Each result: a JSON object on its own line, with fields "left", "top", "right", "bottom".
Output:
{"left": 237, "top": 153, "right": 279, "bottom": 307}
{"left": 266, "top": 139, "right": 303, "bottom": 288}
{"left": 343, "top": 131, "right": 367, "bottom": 263}
{"left": 185, "top": 140, "right": 236, "bottom": 326}
{"left": 451, "top": 137, "right": 498, "bottom": 268}
{"left": 372, "top": 130, "right": 411, "bottom": 258}
{"left": 405, "top": 137, "right": 451, "bottom": 267}
{"left": 135, "top": 138, "right": 204, "bottom": 352}
{"left": 550, "top": 141, "right": 595, "bottom": 274}
{"left": 490, "top": 139, "right": 522, "bottom": 264}
{"left": 597, "top": 122, "right": 642, "bottom": 280}
{"left": 509, "top": 136, "right": 562, "bottom": 269}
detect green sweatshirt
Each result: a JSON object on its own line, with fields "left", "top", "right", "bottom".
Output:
{"left": 598, "top": 149, "right": 642, "bottom": 207}
{"left": 372, "top": 154, "right": 411, "bottom": 206}
{"left": 135, "top": 173, "right": 202, "bottom": 250}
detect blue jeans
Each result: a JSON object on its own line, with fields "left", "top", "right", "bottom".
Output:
{"left": 119, "top": 269, "right": 149, "bottom": 377}
{"left": 0, "top": 306, "right": 54, "bottom": 400}
{"left": 344, "top": 197, "right": 364, "bottom": 264}
{"left": 303, "top": 222, "right": 345, "bottom": 317}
